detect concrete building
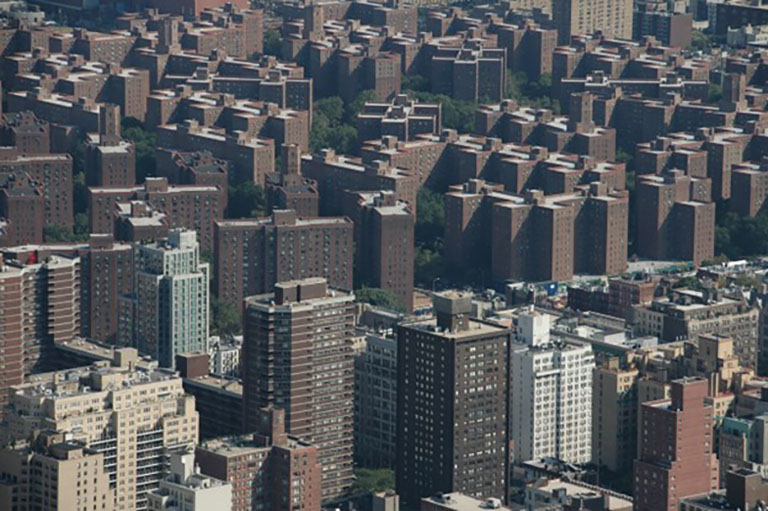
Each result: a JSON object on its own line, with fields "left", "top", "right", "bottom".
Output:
{"left": 214, "top": 211, "right": 353, "bottom": 309}
{"left": 510, "top": 309, "right": 595, "bottom": 464}
{"left": 2, "top": 348, "right": 199, "bottom": 511}
{"left": 242, "top": 278, "right": 355, "bottom": 502}
{"left": 0, "top": 432, "right": 115, "bottom": 511}
{"left": 147, "top": 451, "right": 232, "bottom": 511}
{"left": 633, "top": 377, "right": 719, "bottom": 511}
{"left": 196, "top": 407, "right": 322, "bottom": 511}
{"left": 719, "top": 415, "right": 768, "bottom": 480}
{"left": 396, "top": 291, "right": 513, "bottom": 506}
{"left": 126, "top": 230, "right": 210, "bottom": 369}
{"left": 354, "top": 329, "right": 398, "bottom": 469}
{"left": 553, "top": 0, "right": 634, "bottom": 44}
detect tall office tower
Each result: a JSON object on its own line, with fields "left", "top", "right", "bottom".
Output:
{"left": 0, "top": 431, "right": 115, "bottom": 511}
{"left": 353, "top": 329, "right": 398, "bottom": 469}
{"left": 128, "top": 229, "right": 210, "bottom": 368}
{"left": 196, "top": 407, "right": 323, "bottom": 511}
{"left": 510, "top": 310, "right": 595, "bottom": 464}
{"left": 2, "top": 348, "right": 199, "bottom": 511}
{"left": 634, "top": 377, "right": 719, "bottom": 511}
{"left": 553, "top": 0, "right": 634, "bottom": 44}
{"left": 396, "top": 292, "right": 513, "bottom": 507}
{"left": 592, "top": 358, "right": 640, "bottom": 473}
{"left": 243, "top": 278, "right": 355, "bottom": 502}
{"left": 147, "top": 451, "right": 233, "bottom": 511}
{"left": 0, "top": 254, "right": 80, "bottom": 420}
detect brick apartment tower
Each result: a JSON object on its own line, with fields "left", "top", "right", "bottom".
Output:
{"left": 85, "top": 104, "right": 136, "bottom": 187}
{"left": 243, "top": 278, "right": 355, "bottom": 502}
{"left": 342, "top": 190, "right": 415, "bottom": 311}
{"left": 196, "top": 407, "right": 322, "bottom": 511}
{"left": 396, "top": 292, "right": 513, "bottom": 507}
{"left": 633, "top": 377, "right": 719, "bottom": 511}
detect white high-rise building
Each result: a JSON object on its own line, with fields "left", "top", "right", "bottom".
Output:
{"left": 510, "top": 310, "right": 594, "bottom": 464}
{"left": 130, "top": 229, "right": 210, "bottom": 368}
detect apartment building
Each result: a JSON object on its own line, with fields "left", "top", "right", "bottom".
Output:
{"left": 242, "top": 278, "right": 355, "bottom": 501}
{"left": 213, "top": 211, "right": 353, "bottom": 308}
{"left": 196, "top": 407, "right": 322, "bottom": 511}
{"left": 2, "top": 348, "right": 199, "bottom": 511}
{"left": 553, "top": 0, "right": 634, "bottom": 44}
{"left": 510, "top": 310, "right": 595, "bottom": 464}
{"left": 396, "top": 292, "right": 513, "bottom": 506}
{"left": 125, "top": 230, "right": 210, "bottom": 369}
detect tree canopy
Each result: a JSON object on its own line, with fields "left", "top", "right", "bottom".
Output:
{"left": 227, "top": 181, "right": 266, "bottom": 219}
{"left": 355, "top": 287, "right": 406, "bottom": 313}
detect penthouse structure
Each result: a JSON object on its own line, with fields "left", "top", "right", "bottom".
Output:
{"left": 243, "top": 279, "right": 355, "bottom": 501}
{"left": 343, "top": 190, "right": 414, "bottom": 310}
{"left": 303, "top": 149, "right": 417, "bottom": 215}
{"left": 214, "top": 211, "right": 353, "bottom": 308}
{"left": 396, "top": 292, "right": 513, "bottom": 506}
{"left": 636, "top": 170, "right": 715, "bottom": 266}
{"left": 2, "top": 348, "right": 199, "bottom": 511}
{"left": 87, "top": 177, "right": 225, "bottom": 252}
{"left": 196, "top": 407, "right": 322, "bottom": 511}
{"left": 357, "top": 93, "right": 441, "bottom": 143}
{"left": 124, "top": 230, "right": 210, "bottom": 369}
{"left": 634, "top": 377, "right": 719, "bottom": 511}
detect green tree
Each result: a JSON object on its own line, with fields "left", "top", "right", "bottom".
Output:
{"left": 122, "top": 124, "right": 157, "bottom": 182}
{"left": 345, "top": 89, "right": 379, "bottom": 123}
{"left": 210, "top": 296, "right": 242, "bottom": 337}
{"left": 402, "top": 74, "right": 430, "bottom": 92}
{"left": 263, "top": 29, "right": 282, "bottom": 58}
{"left": 689, "top": 30, "right": 710, "bottom": 52}
{"left": 228, "top": 181, "right": 266, "bottom": 218}
{"left": 415, "top": 187, "right": 445, "bottom": 248}
{"left": 314, "top": 97, "right": 345, "bottom": 126}
{"left": 708, "top": 83, "right": 723, "bottom": 104}
{"left": 354, "top": 287, "right": 406, "bottom": 313}
{"left": 352, "top": 468, "right": 395, "bottom": 494}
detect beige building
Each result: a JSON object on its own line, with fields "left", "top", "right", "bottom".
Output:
{"left": 553, "top": 0, "right": 634, "bottom": 44}
{"left": 0, "top": 431, "right": 115, "bottom": 511}
{"left": 2, "top": 348, "right": 199, "bottom": 511}
{"left": 592, "top": 359, "right": 640, "bottom": 473}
